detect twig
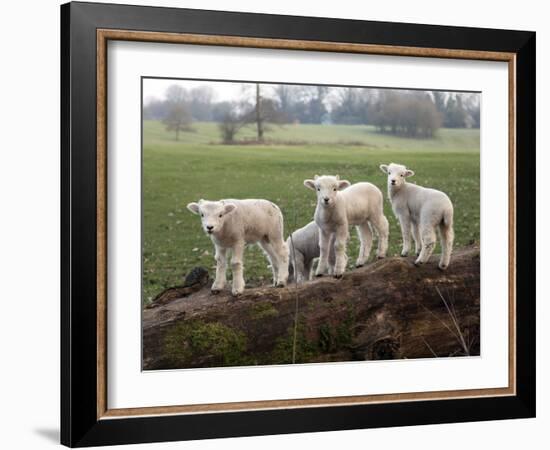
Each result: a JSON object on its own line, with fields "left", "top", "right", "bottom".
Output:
{"left": 435, "top": 286, "right": 469, "bottom": 355}
{"left": 418, "top": 302, "right": 461, "bottom": 344}
{"left": 420, "top": 335, "right": 438, "bottom": 358}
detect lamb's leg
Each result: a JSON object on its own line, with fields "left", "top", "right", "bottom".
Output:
{"left": 315, "top": 229, "right": 332, "bottom": 277}
{"left": 271, "top": 237, "right": 289, "bottom": 287}
{"left": 258, "top": 241, "right": 278, "bottom": 286}
{"left": 290, "top": 250, "right": 306, "bottom": 283}
{"left": 398, "top": 214, "right": 412, "bottom": 257}
{"left": 212, "top": 245, "right": 228, "bottom": 293}
{"left": 327, "top": 233, "right": 336, "bottom": 274}
{"left": 438, "top": 222, "right": 454, "bottom": 270}
{"left": 333, "top": 226, "right": 349, "bottom": 278}
{"left": 304, "top": 260, "right": 314, "bottom": 281}
{"left": 370, "top": 214, "right": 389, "bottom": 258}
{"left": 411, "top": 223, "right": 421, "bottom": 256}
{"left": 415, "top": 225, "right": 437, "bottom": 266}
{"left": 230, "top": 241, "right": 246, "bottom": 296}
{"left": 355, "top": 223, "right": 373, "bottom": 267}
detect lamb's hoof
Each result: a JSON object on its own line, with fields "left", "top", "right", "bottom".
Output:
{"left": 355, "top": 263, "right": 364, "bottom": 268}
{"left": 315, "top": 273, "right": 324, "bottom": 278}
{"left": 438, "top": 264, "right": 448, "bottom": 271}
{"left": 231, "top": 290, "right": 243, "bottom": 297}
{"left": 414, "top": 260, "right": 423, "bottom": 267}
{"left": 401, "top": 252, "right": 408, "bottom": 257}
{"left": 211, "top": 289, "right": 221, "bottom": 295}
{"left": 275, "top": 281, "right": 286, "bottom": 288}
{"left": 377, "top": 255, "right": 385, "bottom": 260}
{"left": 333, "top": 273, "right": 343, "bottom": 279}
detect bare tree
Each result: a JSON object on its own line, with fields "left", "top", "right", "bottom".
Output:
{"left": 237, "top": 83, "right": 286, "bottom": 141}
{"left": 165, "top": 84, "right": 188, "bottom": 104}
{"left": 218, "top": 111, "right": 247, "bottom": 144}
{"left": 371, "top": 90, "right": 441, "bottom": 138}
{"left": 162, "top": 85, "right": 192, "bottom": 140}
{"left": 189, "top": 86, "right": 215, "bottom": 121}
{"left": 162, "top": 103, "right": 192, "bottom": 141}
{"left": 255, "top": 84, "right": 264, "bottom": 141}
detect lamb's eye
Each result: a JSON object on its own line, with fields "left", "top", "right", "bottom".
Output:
{"left": 333, "top": 188, "right": 337, "bottom": 191}
{"left": 200, "top": 213, "right": 204, "bottom": 217}
{"left": 401, "top": 174, "right": 404, "bottom": 177}
{"left": 317, "top": 188, "right": 320, "bottom": 191}
{"left": 218, "top": 214, "right": 223, "bottom": 218}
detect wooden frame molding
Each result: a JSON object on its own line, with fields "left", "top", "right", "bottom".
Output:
{"left": 96, "top": 28, "right": 517, "bottom": 421}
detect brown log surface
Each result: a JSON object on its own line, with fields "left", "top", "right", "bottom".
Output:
{"left": 143, "top": 246, "right": 480, "bottom": 370}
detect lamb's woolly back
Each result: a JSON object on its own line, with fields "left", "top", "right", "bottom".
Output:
{"left": 288, "top": 221, "right": 320, "bottom": 261}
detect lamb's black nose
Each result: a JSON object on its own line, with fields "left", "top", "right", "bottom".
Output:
{"left": 391, "top": 180, "right": 396, "bottom": 185}
{"left": 323, "top": 197, "right": 329, "bottom": 203}
{"left": 206, "top": 225, "right": 214, "bottom": 231}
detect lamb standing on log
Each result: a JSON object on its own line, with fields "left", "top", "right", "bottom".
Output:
{"left": 303, "top": 175, "right": 389, "bottom": 278}
{"left": 287, "top": 221, "right": 342, "bottom": 283}
{"left": 187, "top": 199, "right": 289, "bottom": 295}
{"left": 380, "top": 163, "right": 454, "bottom": 270}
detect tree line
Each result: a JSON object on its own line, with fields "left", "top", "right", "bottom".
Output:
{"left": 143, "top": 83, "right": 480, "bottom": 142}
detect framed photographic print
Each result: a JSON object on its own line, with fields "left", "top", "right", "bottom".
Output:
{"left": 61, "top": 1, "right": 536, "bottom": 447}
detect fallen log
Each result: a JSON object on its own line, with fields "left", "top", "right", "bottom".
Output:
{"left": 143, "top": 246, "right": 480, "bottom": 370}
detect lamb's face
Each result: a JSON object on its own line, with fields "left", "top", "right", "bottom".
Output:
{"left": 186, "top": 200, "right": 236, "bottom": 235}
{"left": 380, "top": 163, "right": 414, "bottom": 189}
{"left": 303, "top": 175, "right": 350, "bottom": 207}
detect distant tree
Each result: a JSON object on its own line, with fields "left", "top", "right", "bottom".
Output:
{"left": 218, "top": 111, "right": 246, "bottom": 144}
{"left": 444, "top": 94, "right": 469, "bottom": 128}
{"left": 331, "top": 88, "right": 371, "bottom": 124}
{"left": 162, "top": 103, "right": 192, "bottom": 140}
{"left": 238, "top": 84, "right": 286, "bottom": 141}
{"left": 189, "top": 86, "right": 215, "bottom": 121}
{"left": 464, "top": 94, "right": 480, "bottom": 128}
{"left": 162, "top": 85, "right": 193, "bottom": 140}
{"left": 254, "top": 84, "right": 265, "bottom": 141}
{"left": 273, "top": 84, "right": 294, "bottom": 122}
{"left": 143, "top": 98, "right": 168, "bottom": 120}
{"left": 211, "top": 101, "right": 235, "bottom": 122}
{"left": 370, "top": 91, "right": 441, "bottom": 138}
{"left": 165, "top": 85, "right": 188, "bottom": 104}
{"left": 305, "top": 86, "right": 329, "bottom": 124}
{"left": 271, "top": 85, "right": 328, "bottom": 124}
{"left": 415, "top": 94, "right": 443, "bottom": 137}
{"left": 432, "top": 91, "right": 447, "bottom": 113}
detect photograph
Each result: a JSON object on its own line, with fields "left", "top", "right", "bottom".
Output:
{"left": 141, "top": 78, "right": 481, "bottom": 370}
{"left": 57, "top": 1, "right": 536, "bottom": 446}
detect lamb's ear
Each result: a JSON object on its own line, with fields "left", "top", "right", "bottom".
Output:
{"left": 379, "top": 164, "right": 389, "bottom": 174}
{"left": 187, "top": 202, "right": 200, "bottom": 215}
{"left": 338, "top": 179, "right": 351, "bottom": 190}
{"left": 404, "top": 169, "right": 415, "bottom": 177}
{"left": 223, "top": 203, "right": 237, "bottom": 214}
{"left": 314, "top": 174, "right": 319, "bottom": 180}
{"left": 304, "top": 179, "right": 316, "bottom": 190}
{"left": 335, "top": 174, "right": 340, "bottom": 180}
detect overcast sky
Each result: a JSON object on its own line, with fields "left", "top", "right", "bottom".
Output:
{"left": 142, "top": 77, "right": 480, "bottom": 107}
{"left": 143, "top": 78, "right": 246, "bottom": 104}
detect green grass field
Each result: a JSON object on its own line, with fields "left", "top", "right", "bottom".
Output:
{"left": 143, "top": 121, "right": 480, "bottom": 304}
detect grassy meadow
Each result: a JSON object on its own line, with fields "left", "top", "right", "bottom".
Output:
{"left": 142, "top": 121, "right": 480, "bottom": 304}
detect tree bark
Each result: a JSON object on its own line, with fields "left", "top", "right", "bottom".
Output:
{"left": 255, "top": 83, "right": 264, "bottom": 141}
{"left": 143, "top": 246, "right": 480, "bottom": 370}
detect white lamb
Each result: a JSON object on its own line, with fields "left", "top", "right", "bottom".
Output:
{"left": 187, "top": 199, "right": 289, "bottom": 295}
{"left": 286, "top": 221, "right": 341, "bottom": 283}
{"left": 379, "top": 163, "right": 454, "bottom": 270}
{"left": 303, "top": 175, "right": 389, "bottom": 278}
